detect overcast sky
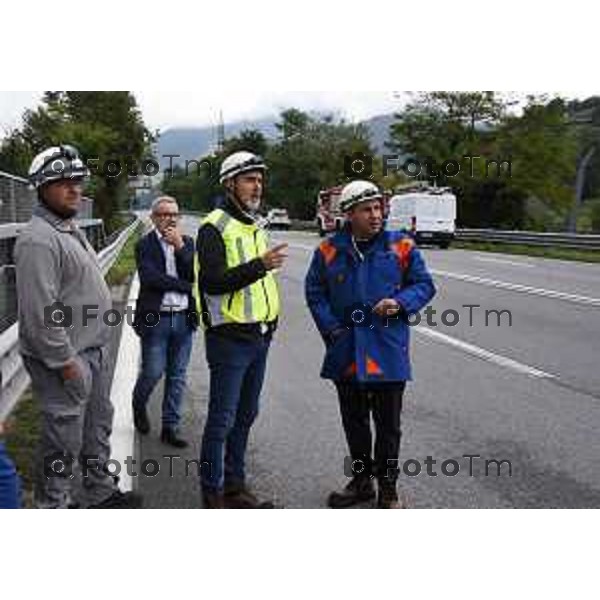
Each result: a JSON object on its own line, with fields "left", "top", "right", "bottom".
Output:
{"left": 0, "top": 91, "right": 596, "bottom": 137}
{"left": 0, "top": 91, "right": 403, "bottom": 135}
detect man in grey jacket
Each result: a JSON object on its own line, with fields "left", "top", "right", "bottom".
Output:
{"left": 15, "top": 145, "right": 142, "bottom": 509}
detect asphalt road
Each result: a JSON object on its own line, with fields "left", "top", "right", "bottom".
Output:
{"left": 135, "top": 218, "right": 600, "bottom": 508}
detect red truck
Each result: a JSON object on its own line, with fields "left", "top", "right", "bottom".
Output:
{"left": 316, "top": 186, "right": 391, "bottom": 237}
{"left": 316, "top": 187, "right": 344, "bottom": 237}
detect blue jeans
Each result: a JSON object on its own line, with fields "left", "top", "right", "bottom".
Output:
{"left": 0, "top": 441, "right": 21, "bottom": 509}
{"left": 200, "top": 332, "right": 271, "bottom": 493}
{"left": 132, "top": 312, "right": 194, "bottom": 430}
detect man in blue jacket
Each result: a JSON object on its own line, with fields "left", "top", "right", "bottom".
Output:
{"left": 305, "top": 181, "right": 436, "bottom": 509}
{"left": 132, "top": 196, "right": 197, "bottom": 448}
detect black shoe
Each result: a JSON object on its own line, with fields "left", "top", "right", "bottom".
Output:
{"left": 89, "top": 490, "right": 143, "bottom": 509}
{"left": 160, "top": 428, "right": 189, "bottom": 449}
{"left": 328, "top": 477, "right": 376, "bottom": 509}
{"left": 133, "top": 406, "right": 150, "bottom": 435}
{"left": 377, "top": 481, "right": 406, "bottom": 509}
{"left": 224, "top": 484, "right": 276, "bottom": 509}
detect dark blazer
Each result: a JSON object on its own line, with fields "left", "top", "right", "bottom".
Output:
{"left": 133, "top": 231, "right": 198, "bottom": 335}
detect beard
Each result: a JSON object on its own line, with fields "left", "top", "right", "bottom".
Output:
{"left": 244, "top": 197, "right": 261, "bottom": 213}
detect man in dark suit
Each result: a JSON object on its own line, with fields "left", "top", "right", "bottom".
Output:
{"left": 132, "top": 196, "right": 197, "bottom": 448}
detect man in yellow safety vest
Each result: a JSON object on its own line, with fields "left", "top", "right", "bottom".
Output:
{"left": 196, "top": 151, "right": 288, "bottom": 508}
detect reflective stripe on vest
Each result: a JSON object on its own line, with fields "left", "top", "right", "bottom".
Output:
{"left": 196, "top": 209, "right": 280, "bottom": 327}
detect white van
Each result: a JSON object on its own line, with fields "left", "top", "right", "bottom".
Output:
{"left": 386, "top": 187, "right": 457, "bottom": 249}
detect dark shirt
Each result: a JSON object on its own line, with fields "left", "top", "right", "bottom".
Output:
{"left": 355, "top": 236, "right": 378, "bottom": 255}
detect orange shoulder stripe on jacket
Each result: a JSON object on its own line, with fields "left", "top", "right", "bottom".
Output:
{"left": 366, "top": 357, "right": 384, "bottom": 376}
{"left": 319, "top": 240, "right": 338, "bottom": 266}
{"left": 391, "top": 238, "right": 415, "bottom": 271}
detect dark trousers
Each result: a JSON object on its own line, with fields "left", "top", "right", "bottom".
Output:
{"left": 200, "top": 331, "right": 271, "bottom": 493}
{"left": 335, "top": 382, "right": 406, "bottom": 484}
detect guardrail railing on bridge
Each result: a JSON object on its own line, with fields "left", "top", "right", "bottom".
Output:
{"left": 0, "top": 170, "right": 94, "bottom": 224}
{"left": 290, "top": 220, "right": 600, "bottom": 251}
{"left": 0, "top": 217, "right": 141, "bottom": 420}
{"left": 455, "top": 229, "right": 600, "bottom": 251}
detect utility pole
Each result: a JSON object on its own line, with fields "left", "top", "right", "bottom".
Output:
{"left": 217, "top": 110, "right": 225, "bottom": 154}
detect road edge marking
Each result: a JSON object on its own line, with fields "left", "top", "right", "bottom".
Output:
{"left": 415, "top": 326, "right": 558, "bottom": 380}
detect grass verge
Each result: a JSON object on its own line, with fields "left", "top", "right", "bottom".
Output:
{"left": 3, "top": 391, "right": 40, "bottom": 507}
{"left": 105, "top": 222, "right": 143, "bottom": 286}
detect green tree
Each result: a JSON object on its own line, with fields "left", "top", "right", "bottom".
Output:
{"left": 266, "top": 109, "right": 373, "bottom": 219}
{"left": 161, "top": 110, "right": 374, "bottom": 220}
{"left": 389, "top": 92, "right": 581, "bottom": 229}
{"left": 222, "top": 129, "right": 268, "bottom": 157}
{"left": 0, "top": 91, "right": 152, "bottom": 232}
{"left": 495, "top": 96, "right": 578, "bottom": 228}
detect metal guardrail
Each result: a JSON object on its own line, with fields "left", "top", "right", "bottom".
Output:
{"left": 290, "top": 220, "right": 600, "bottom": 250}
{"left": 0, "top": 219, "right": 106, "bottom": 335}
{"left": 0, "top": 170, "right": 94, "bottom": 223}
{"left": 0, "top": 219, "right": 103, "bottom": 241}
{"left": 455, "top": 229, "right": 600, "bottom": 251}
{"left": 0, "top": 171, "right": 35, "bottom": 223}
{"left": 0, "top": 217, "right": 141, "bottom": 420}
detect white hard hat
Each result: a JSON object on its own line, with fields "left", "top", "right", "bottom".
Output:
{"left": 219, "top": 151, "right": 266, "bottom": 184}
{"left": 339, "top": 180, "right": 382, "bottom": 213}
{"left": 28, "top": 145, "right": 89, "bottom": 189}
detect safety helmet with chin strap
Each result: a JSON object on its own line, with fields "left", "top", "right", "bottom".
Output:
{"left": 28, "top": 145, "right": 89, "bottom": 189}
{"left": 339, "top": 180, "right": 383, "bottom": 213}
{"left": 219, "top": 151, "right": 267, "bottom": 184}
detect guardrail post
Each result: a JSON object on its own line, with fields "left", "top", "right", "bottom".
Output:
{"left": 8, "top": 179, "right": 17, "bottom": 223}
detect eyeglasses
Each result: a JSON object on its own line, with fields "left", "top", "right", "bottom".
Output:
{"left": 154, "top": 212, "right": 181, "bottom": 219}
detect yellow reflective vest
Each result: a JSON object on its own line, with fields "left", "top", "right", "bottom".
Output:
{"left": 195, "top": 209, "right": 280, "bottom": 328}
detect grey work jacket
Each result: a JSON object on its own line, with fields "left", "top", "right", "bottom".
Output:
{"left": 14, "top": 203, "right": 112, "bottom": 370}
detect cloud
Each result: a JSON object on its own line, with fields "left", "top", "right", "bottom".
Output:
{"left": 133, "top": 91, "right": 404, "bottom": 131}
{"left": 0, "top": 91, "right": 43, "bottom": 135}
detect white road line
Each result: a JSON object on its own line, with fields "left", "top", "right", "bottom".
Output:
{"left": 415, "top": 326, "right": 558, "bottom": 380}
{"left": 432, "top": 269, "right": 600, "bottom": 307}
{"left": 109, "top": 275, "right": 140, "bottom": 492}
{"left": 472, "top": 256, "right": 535, "bottom": 268}
{"left": 288, "top": 242, "right": 600, "bottom": 307}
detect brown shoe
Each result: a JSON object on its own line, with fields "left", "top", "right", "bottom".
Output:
{"left": 377, "top": 482, "right": 407, "bottom": 509}
{"left": 224, "top": 484, "right": 275, "bottom": 509}
{"left": 202, "top": 491, "right": 226, "bottom": 509}
{"left": 328, "top": 477, "right": 376, "bottom": 509}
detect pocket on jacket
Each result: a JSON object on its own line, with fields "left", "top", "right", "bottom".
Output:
{"left": 322, "top": 329, "right": 354, "bottom": 379}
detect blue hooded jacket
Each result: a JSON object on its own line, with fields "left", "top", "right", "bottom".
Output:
{"left": 305, "top": 227, "right": 436, "bottom": 382}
